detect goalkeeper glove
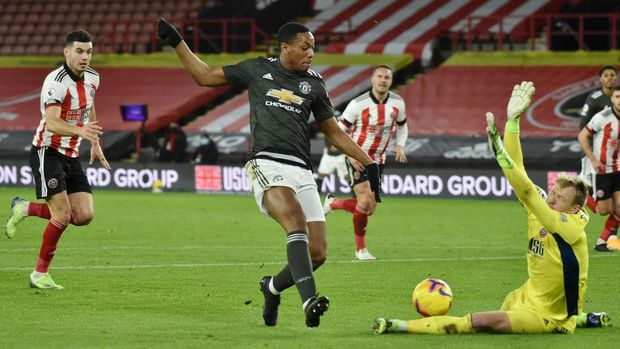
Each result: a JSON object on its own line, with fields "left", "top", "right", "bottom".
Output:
{"left": 157, "top": 17, "right": 183, "bottom": 48}
{"left": 507, "top": 81, "right": 535, "bottom": 120}
{"left": 365, "top": 162, "right": 382, "bottom": 203}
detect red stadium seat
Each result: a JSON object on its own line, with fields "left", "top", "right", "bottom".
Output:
{"left": 38, "top": 45, "right": 56, "bottom": 56}
{"left": 95, "top": 2, "right": 109, "bottom": 13}
{"left": 12, "top": 45, "right": 26, "bottom": 55}
{"left": 122, "top": 2, "right": 136, "bottom": 13}
{"left": 56, "top": 3, "right": 69, "bottom": 13}
{"left": 43, "top": 3, "right": 56, "bottom": 13}
{"left": 83, "top": 3, "right": 96, "bottom": 13}
{"left": 136, "top": 2, "right": 149, "bottom": 13}
{"left": 0, "top": 45, "right": 12, "bottom": 55}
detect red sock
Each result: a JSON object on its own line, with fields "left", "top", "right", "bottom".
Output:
{"left": 600, "top": 214, "right": 620, "bottom": 241}
{"left": 353, "top": 207, "right": 368, "bottom": 250}
{"left": 35, "top": 219, "right": 66, "bottom": 273}
{"left": 331, "top": 198, "right": 357, "bottom": 213}
{"left": 28, "top": 202, "right": 51, "bottom": 219}
{"left": 586, "top": 196, "right": 597, "bottom": 213}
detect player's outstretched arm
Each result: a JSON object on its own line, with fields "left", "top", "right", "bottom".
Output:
{"left": 157, "top": 17, "right": 228, "bottom": 87}
{"left": 503, "top": 81, "right": 535, "bottom": 171}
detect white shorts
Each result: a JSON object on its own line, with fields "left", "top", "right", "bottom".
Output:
{"left": 317, "top": 149, "right": 347, "bottom": 178}
{"left": 578, "top": 155, "right": 596, "bottom": 193}
{"left": 245, "top": 158, "right": 325, "bottom": 222}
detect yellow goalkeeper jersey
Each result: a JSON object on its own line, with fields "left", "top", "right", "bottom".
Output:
{"left": 502, "top": 128, "right": 589, "bottom": 332}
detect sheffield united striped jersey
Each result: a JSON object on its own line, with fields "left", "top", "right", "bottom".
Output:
{"left": 585, "top": 107, "right": 620, "bottom": 174}
{"left": 339, "top": 91, "right": 407, "bottom": 164}
{"left": 32, "top": 63, "right": 99, "bottom": 157}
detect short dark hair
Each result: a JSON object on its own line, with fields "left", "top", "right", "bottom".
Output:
{"left": 599, "top": 65, "right": 617, "bottom": 77}
{"left": 373, "top": 65, "right": 393, "bottom": 74}
{"left": 65, "top": 30, "right": 92, "bottom": 47}
{"left": 278, "top": 22, "right": 310, "bottom": 45}
{"left": 614, "top": 86, "right": 620, "bottom": 92}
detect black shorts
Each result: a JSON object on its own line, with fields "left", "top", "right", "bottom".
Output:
{"left": 345, "top": 157, "right": 384, "bottom": 187}
{"left": 29, "top": 146, "right": 92, "bottom": 199}
{"left": 594, "top": 172, "right": 620, "bottom": 200}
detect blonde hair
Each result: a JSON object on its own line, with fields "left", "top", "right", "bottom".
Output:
{"left": 555, "top": 174, "right": 588, "bottom": 208}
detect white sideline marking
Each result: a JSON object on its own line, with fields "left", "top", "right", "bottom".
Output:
{"left": 1, "top": 254, "right": 616, "bottom": 272}
{"left": 0, "top": 244, "right": 525, "bottom": 252}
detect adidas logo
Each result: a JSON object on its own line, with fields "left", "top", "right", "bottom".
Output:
{"left": 262, "top": 73, "right": 273, "bottom": 80}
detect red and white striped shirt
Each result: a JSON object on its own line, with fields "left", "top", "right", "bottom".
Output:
{"left": 32, "top": 64, "right": 99, "bottom": 158}
{"left": 586, "top": 107, "right": 620, "bottom": 174}
{"left": 339, "top": 91, "right": 407, "bottom": 164}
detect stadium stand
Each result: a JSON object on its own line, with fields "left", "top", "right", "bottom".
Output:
{"left": 309, "top": 0, "right": 569, "bottom": 56}
{"left": 0, "top": 0, "right": 209, "bottom": 55}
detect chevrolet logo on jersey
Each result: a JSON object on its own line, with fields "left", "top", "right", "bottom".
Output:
{"left": 265, "top": 88, "right": 304, "bottom": 114}
{"left": 266, "top": 88, "right": 304, "bottom": 105}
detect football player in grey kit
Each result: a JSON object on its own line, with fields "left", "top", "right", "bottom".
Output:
{"left": 157, "top": 18, "right": 380, "bottom": 327}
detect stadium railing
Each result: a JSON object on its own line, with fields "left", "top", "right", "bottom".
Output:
{"left": 99, "top": 18, "right": 270, "bottom": 54}
{"left": 452, "top": 13, "right": 619, "bottom": 51}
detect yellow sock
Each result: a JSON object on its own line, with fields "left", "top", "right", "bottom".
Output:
{"left": 405, "top": 314, "right": 474, "bottom": 334}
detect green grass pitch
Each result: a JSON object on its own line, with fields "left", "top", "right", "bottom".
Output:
{"left": 1, "top": 187, "right": 618, "bottom": 348}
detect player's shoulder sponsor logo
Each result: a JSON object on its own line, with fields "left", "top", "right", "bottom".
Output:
{"left": 299, "top": 81, "right": 311, "bottom": 95}
{"left": 46, "top": 88, "right": 55, "bottom": 98}
{"left": 272, "top": 175, "right": 283, "bottom": 182}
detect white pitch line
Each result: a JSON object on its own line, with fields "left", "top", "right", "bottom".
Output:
{"left": 0, "top": 245, "right": 524, "bottom": 253}
{"left": 1, "top": 254, "right": 616, "bottom": 272}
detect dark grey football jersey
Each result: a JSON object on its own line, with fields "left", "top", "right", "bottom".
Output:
{"left": 223, "top": 57, "right": 334, "bottom": 169}
{"left": 579, "top": 89, "right": 612, "bottom": 130}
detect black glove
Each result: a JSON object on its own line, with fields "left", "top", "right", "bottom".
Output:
{"left": 365, "top": 162, "right": 382, "bottom": 203}
{"left": 157, "top": 17, "right": 183, "bottom": 48}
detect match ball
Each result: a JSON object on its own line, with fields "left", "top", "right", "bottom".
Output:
{"left": 412, "top": 278, "right": 453, "bottom": 317}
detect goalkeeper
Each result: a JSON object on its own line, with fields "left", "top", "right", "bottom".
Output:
{"left": 373, "top": 81, "right": 609, "bottom": 335}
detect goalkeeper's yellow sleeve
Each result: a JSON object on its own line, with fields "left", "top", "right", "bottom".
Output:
{"left": 504, "top": 119, "right": 524, "bottom": 172}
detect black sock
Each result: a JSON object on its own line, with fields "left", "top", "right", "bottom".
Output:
{"left": 272, "top": 262, "right": 322, "bottom": 292}
{"left": 283, "top": 231, "right": 316, "bottom": 304}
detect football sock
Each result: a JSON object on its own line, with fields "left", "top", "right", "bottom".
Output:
{"left": 600, "top": 214, "right": 620, "bottom": 241}
{"left": 405, "top": 314, "right": 474, "bottom": 334}
{"left": 28, "top": 202, "right": 51, "bottom": 219}
{"left": 285, "top": 231, "right": 316, "bottom": 304}
{"left": 586, "top": 196, "right": 597, "bottom": 213}
{"left": 272, "top": 262, "right": 322, "bottom": 293}
{"left": 331, "top": 198, "right": 357, "bottom": 213}
{"left": 35, "top": 219, "right": 66, "bottom": 273}
{"left": 353, "top": 206, "right": 369, "bottom": 250}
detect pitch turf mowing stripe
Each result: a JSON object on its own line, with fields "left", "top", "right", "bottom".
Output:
{"left": 1, "top": 254, "right": 617, "bottom": 271}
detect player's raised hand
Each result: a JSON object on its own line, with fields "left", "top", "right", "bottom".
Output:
{"left": 90, "top": 142, "right": 111, "bottom": 170}
{"left": 365, "top": 162, "right": 382, "bottom": 203}
{"left": 81, "top": 121, "right": 103, "bottom": 143}
{"left": 507, "top": 81, "right": 535, "bottom": 120}
{"left": 157, "top": 17, "right": 183, "bottom": 48}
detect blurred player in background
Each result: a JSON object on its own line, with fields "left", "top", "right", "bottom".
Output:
{"left": 577, "top": 65, "right": 619, "bottom": 251}
{"left": 578, "top": 86, "right": 620, "bottom": 252}
{"left": 323, "top": 65, "right": 408, "bottom": 260}
{"left": 3, "top": 30, "right": 110, "bottom": 289}
{"left": 374, "top": 81, "right": 609, "bottom": 335}
{"left": 315, "top": 112, "right": 349, "bottom": 191}
{"left": 157, "top": 18, "right": 381, "bottom": 327}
